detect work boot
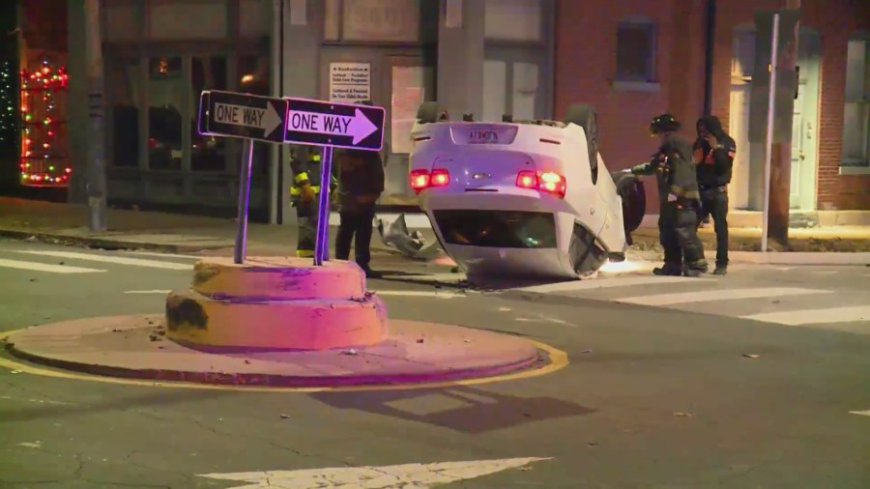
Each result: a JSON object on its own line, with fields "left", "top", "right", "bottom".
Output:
{"left": 713, "top": 264, "right": 727, "bottom": 276}
{"left": 683, "top": 260, "right": 709, "bottom": 277}
{"left": 362, "top": 267, "right": 383, "bottom": 279}
{"left": 653, "top": 265, "right": 682, "bottom": 276}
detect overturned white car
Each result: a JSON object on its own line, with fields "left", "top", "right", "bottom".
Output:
{"left": 408, "top": 103, "right": 646, "bottom": 280}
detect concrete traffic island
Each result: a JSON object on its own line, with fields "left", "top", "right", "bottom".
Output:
{"left": 3, "top": 257, "right": 554, "bottom": 388}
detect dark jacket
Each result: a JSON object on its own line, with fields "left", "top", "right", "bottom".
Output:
{"left": 334, "top": 148, "right": 385, "bottom": 212}
{"left": 694, "top": 116, "right": 736, "bottom": 189}
{"left": 632, "top": 133, "right": 701, "bottom": 207}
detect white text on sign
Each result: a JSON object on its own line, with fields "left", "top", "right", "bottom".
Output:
{"left": 288, "top": 108, "right": 377, "bottom": 145}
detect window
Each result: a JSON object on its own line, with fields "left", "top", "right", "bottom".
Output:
{"left": 191, "top": 56, "right": 227, "bottom": 171}
{"left": 147, "top": 57, "right": 183, "bottom": 170}
{"left": 107, "top": 57, "right": 141, "bottom": 167}
{"left": 616, "top": 21, "right": 657, "bottom": 83}
{"left": 731, "top": 29, "right": 756, "bottom": 82}
{"left": 325, "top": 0, "right": 422, "bottom": 43}
{"left": 842, "top": 37, "right": 870, "bottom": 167}
{"left": 484, "top": 0, "right": 542, "bottom": 42}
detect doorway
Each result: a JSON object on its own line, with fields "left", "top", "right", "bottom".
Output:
{"left": 317, "top": 47, "right": 435, "bottom": 200}
{"left": 790, "top": 30, "right": 821, "bottom": 210}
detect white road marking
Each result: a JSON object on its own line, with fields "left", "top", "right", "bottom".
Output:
{"left": 741, "top": 305, "right": 870, "bottom": 325}
{"left": 0, "top": 395, "right": 74, "bottom": 406}
{"left": 200, "top": 458, "right": 551, "bottom": 489}
{"left": 519, "top": 275, "right": 711, "bottom": 294}
{"left": 374, "top": 290, "right": 467, "bottom": 299}
{"left": 124, "top": 290, "right": 172, "bottom": 295}
{"left": 124, "top": 251, "right": 200, "bottom": 260}
{"left": 849, "top": 410, "right": 870, "bottom": 417}
{"left": 617, "top": 287, "right": 830, "bottom": 307}
{"left": 0, "top": 258, "right": 105, "bottom": 274}
{"left": 16, "top": 250, "right": 192, "bottom": 270}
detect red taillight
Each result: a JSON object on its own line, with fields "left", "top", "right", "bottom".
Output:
{"left": 516, "top": 170, "right": 537, "bottom": 189}
{"left": 430, "top": 169, "right": 450, "bottom": 187}
{"left": 410, "top": 168, "right": 450, "bottom": 194}
{"left": 410, "top": 169, "right": 430, "bottom": 193}
{"left": 515, "top": 170, "right": 566, "bottom": 198}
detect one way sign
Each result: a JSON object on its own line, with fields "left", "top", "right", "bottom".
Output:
{"left": 284, "top": 98, "right": 385, "bottom": 151}
{"left": 199, "top": 90, "right": 287, "bottom": 143}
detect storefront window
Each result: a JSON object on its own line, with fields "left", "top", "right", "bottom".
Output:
{"left": 107, "top": 57, "right": 141, "bottom": 167}
{"left": 147, "top": 57, "right": 183, "bottom": 170}
{"left": 391, "top": 64, "right": 430, "bottom": 154}
{"left": 191, "top": 56, "right": 227, "bottom": 171}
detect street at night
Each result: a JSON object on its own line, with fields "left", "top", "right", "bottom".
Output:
{"left": 1, "top": 237, "right": 868, "bottom": 488}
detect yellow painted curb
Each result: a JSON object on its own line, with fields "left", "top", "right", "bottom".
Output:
{"left": 166, "top": 290, "right": 389, "bottom": 350}
{"left": 0, "top": 328, "right": 569, "bottom": 393}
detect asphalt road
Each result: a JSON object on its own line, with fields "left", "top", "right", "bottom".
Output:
{"left": 0, "top": 237, "right": 868, "bottom": 488}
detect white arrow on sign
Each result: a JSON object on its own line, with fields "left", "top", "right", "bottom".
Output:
{"left": 199, "top": 457, "right": 550, "bottom": 488}
{"left": 213, "top": 102, "right": 282, "bottom": 136}
{"left": 288, "top": 108, "right": 378, "bottom": 144}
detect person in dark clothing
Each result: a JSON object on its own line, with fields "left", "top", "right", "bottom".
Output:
{"left": 694, "top": 115, "right": 735, "bottom": 275}
{"left": 631, "top": 114, "right": 708, "bottom": 277}
{"left": 334, "top": 101, "right": 385, "bottom": 278}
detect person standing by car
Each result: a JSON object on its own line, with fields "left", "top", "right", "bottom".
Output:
{"left": 631, "top": 114, "right": 708, "bottom": 277}
{"left": 334, "top": 102, "right": 385, "bottom": 278}
{"left": 694, "top": 116, "right": 735, "bottom": 275}
{"left": 289, "top": 146, "right": 324, "bottom": 258}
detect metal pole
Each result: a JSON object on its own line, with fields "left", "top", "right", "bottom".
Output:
{"left": 234, "top": 139, "right": 255, "bottom": 264}
{"left": 314, "top": 146, "right": 334, "bottom": 266}
{"left": 761, "top": 13, "right": 780, "bottom": 253}
{"left": 84, "top": 0, "right": 107, "bottom": 232}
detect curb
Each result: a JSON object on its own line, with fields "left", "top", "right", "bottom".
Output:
{"left": 0, "top": 228, "right": 230, "bottom": 253}
{"left": 3, "top": 337, "right": 545, "bottom": 389}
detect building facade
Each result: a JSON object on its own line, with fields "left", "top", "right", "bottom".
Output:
{"left": 556, "top": 0, "right": 870, "bottom": 213}
{"left": 6, "top": 0, "right": 867, "bottom": 222}
{"left": 61, "top": 0, "right": 555, "bottom": 223}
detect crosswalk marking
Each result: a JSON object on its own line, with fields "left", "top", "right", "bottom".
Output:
{"left": 0, "top": 258, "right": 105, "bottom": 274}
{"left": 519, "top": 275, "right": 711, "bottom": 293}
{"left": 740, "top": 305, "right": 870, "bottom": 326}
{"left": 124, "top": 251, "right": 200, "bottom": 260}
{"left": 15, "top": 250, "right": 192, "bottom": 271}
{"left": 617, "top": 287, "right": 830, "bottom": 307}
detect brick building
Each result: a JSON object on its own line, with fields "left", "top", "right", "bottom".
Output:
{"left": 556, "top": 0, "right": 870, "bottom": 214}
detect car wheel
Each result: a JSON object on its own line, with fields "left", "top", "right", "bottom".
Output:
{"left": 612, "top": 171, "right": 646, "bottom": 243}
{"left": 565, "top": 104, "right": 599, "bottom": 185}
{"left": 417, "top": 102, "right": 446, "bottom": 124}
{"left": 569, "top": 223, "right": 607, "bottom": 277}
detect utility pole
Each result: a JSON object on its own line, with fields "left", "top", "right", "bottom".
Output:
{"left": 84, "top": 0, "right": 107, "bottom": 232}
{"left": 754, "top": 1, "right": 800, "bottom": 251}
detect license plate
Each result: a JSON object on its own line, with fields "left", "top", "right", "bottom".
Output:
{"left": 451, "top": 124, "right": 519, "bottom": 145}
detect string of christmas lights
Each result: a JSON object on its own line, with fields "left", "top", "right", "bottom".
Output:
{"left": 20, "top": 58, "right": 70, "bottom": 187}
{"left": 0, "top": 60, "right": 16, "bottom": 148}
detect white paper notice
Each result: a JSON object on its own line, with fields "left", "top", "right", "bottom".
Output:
{"left": 329, "top": 62, "right": 371, "bottom": 103}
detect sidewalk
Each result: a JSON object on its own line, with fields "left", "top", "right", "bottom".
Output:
{"left": 0, "top": 197, "right": 415, "bottom": 257}
{"left": 1, "top": 197, "right": 868, "bottom": 261}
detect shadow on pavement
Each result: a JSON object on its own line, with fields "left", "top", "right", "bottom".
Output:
{"left": 311, "top": 386, "right": 595, "bottom": 434}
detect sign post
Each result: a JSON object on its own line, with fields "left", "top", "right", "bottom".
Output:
{"left": 283, "top": 97, "right": 385, "bottom": 267}
{"left": 197, "top": 90, "right": 289, "bottom": 264}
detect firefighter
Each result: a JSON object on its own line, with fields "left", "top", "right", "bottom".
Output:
{"left": 631, "top": 114, "right": 708, "bottom": 277}
{"left": 289, "top": 146, "right": 323, "bottom": 258}
{"left": 694, "top": 115, "right": 735, "bottom": 275}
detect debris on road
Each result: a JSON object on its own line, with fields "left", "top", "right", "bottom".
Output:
{"left": 673, "top": 412, "right": 695, "bottom": 418}
{"left": 342, "top": 348, "right": 359, "bottom": 356}
{"left": 10, "top": 370, "right": 23, "bottom": 374}
{"left": 742, "top": 353, "right": 760, "bottom": 359}
{"left": 280, "top": 414, "right": 289, "bottom": 419}
{"left": 581, "top": 349, "right": 593, "bottom": 354}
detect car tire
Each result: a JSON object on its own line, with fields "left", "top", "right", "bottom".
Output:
{"left": 417, "top": 102, "right": 445, "bottom": 124}
{"left": 565, "top": 104, "right": 599, "bottom": 185}
{"left": 612, "top": 171, "right": 646, "bottom": 243}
